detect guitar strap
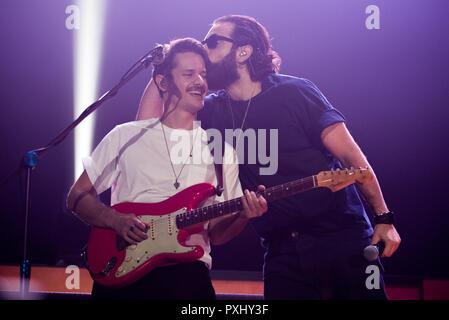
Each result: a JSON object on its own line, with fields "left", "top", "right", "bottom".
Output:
{"left": 206, "top": 131, "right": 224, "bottom": 197}
{"left": 214, "top": 162, "right": 224, "bottom": 196}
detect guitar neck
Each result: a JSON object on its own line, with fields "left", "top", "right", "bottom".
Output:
{"left": 176, "top": 175, "right": 316, "bottom": 229}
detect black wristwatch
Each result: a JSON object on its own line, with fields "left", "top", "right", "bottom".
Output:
{"left": 374, "top": 211, "right": 395, "bottom": 225}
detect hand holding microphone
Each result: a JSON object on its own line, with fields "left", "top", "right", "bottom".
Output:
{"left": 363, "top": 241, "right": 385, "bottom": 261}
{"left": 367, "top": 221, "right": 401, "bottom": 260}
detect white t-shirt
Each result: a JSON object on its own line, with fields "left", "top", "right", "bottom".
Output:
{"left": 82, "top": 118, "right": 243, "bottom": 269}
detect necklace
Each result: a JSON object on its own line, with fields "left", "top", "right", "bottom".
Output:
{"left": 161, "top": 122, "right": 200, "bottom": 189}
{"left": 226, "top": 89, "right": 255, "bottom": 149}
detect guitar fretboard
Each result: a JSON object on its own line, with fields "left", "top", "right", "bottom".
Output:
{"left": 176, "top": 176, "right": 316, "bottom": 229}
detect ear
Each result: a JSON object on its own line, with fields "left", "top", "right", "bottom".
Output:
{"left": 236, "top": 45, "right": 253, "bottom": 63}
{"left": 155, "top": 74, "right": 168, "bottom": 93}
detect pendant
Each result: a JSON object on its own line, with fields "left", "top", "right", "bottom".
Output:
{"left": 174, "top": 181, "right": 180, "bottom": 189}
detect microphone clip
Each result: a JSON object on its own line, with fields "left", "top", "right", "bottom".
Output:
{"left": 140, "top": 45, "right": 164, "bottom": 67}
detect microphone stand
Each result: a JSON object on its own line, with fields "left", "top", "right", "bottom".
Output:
{"left": 0, "top": 45, "right": 163, "bottom": 299}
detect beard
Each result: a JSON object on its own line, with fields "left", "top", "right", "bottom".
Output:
{"left": 206, "top": 50, "right": 240, "bottom": 91}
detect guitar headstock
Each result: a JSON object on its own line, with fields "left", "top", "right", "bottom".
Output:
{"left": 316, "top": 167, "right": 373, "bottom": 192}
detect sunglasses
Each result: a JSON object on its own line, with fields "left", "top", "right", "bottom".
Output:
{"left": 202, "top": 34, "right": 235, "bottom": 49}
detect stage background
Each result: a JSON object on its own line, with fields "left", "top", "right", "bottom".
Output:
{"left": 0, "top": 0, "right": 448, "bottom": 279}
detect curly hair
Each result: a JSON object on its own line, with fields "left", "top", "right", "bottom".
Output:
{"left": 213, "top": 15, "right": 281, "bottom": 81}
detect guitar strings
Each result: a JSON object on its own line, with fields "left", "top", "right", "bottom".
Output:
{"left": 132, "top": 172, "right": 357, "bottom": 236}
{"left": 134, "top": 176, "right": 317, "bottom": 231}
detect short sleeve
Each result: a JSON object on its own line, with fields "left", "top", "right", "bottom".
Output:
{"left": 222, "top": 142, "right": 244, "bottom": 201}
{"left": 295, "top": 79, "right": 345, "bottom": 147}
{"left": 82, "top": 126, "right": 121, "bottom": 195}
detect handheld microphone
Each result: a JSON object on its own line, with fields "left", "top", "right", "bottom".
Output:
{"left": 363, "top": 241, "right": 385, "bottom": 261}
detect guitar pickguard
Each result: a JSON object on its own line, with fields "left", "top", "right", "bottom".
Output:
{"left": 114, "top": 208, "right": 195, "bottom": 278}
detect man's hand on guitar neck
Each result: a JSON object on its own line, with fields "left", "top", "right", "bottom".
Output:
{"left": 239, "top": 185, "right": 268, "bottom": 220}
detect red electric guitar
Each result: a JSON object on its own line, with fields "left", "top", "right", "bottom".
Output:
{"left": 85, "top": 167, "right": 372, "bottom": 288}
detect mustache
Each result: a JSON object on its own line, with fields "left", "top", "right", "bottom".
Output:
{"left": 186, "top": 84, "right": 207, "bottom": 94}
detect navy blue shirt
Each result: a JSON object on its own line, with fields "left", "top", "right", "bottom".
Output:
{"left": 198, "top": 73, "right": 373, "bottom": 240}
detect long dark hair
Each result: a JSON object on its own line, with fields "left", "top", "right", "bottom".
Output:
{"left": 213, "top": 15, "right": 281, "bottom": 81}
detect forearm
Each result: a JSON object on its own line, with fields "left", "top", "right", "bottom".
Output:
{"left": 209, "top": 188, "right": 267, "bottom": 245}
{"left": 357, "top": 171, "right": 388, "bottom": 214}
{"left": 136, "top": 79, "right": 164, "bottom": 120}
{"left": 340, "top": 157, "right": 388, "bottom": 214}
{"left": 321, "top": 123, "right": 400, "bottom": 256}
{"left": 321, "top": 123, "right": 389, "bottom": 215}
{"left": 67, "top": 188, "right": 118, "bottom": 229}
{"left": 208, "top": 212, "right": 249, "bottom": 245}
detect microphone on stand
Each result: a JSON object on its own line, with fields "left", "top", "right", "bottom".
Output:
{"left": 139, "top": 44, "right": 164, "bottom": 66}
{"left": 363, "top": 241, "right": 385, "bottom": 261}
{"left": 120, "top": 44, "right": 164, "bottom": 82}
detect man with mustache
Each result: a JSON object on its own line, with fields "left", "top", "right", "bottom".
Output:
{"left": 137, "top": 15, "right": 400, "bottom": 299}
{"left": 67, "top": 38, "right": 267, "bottom": 300}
